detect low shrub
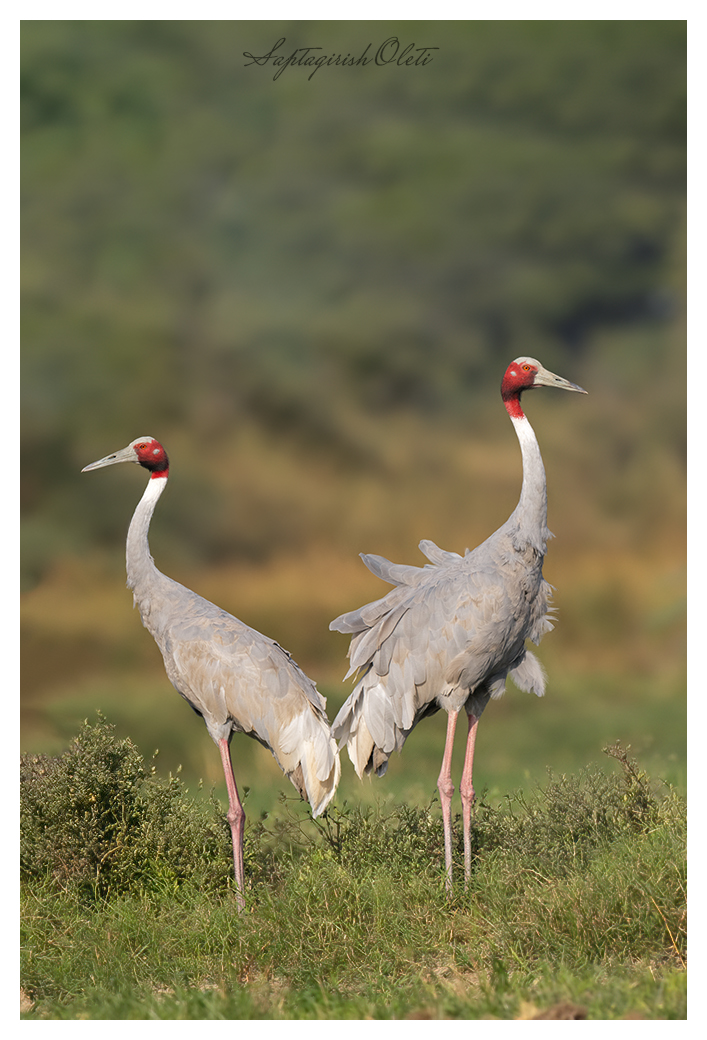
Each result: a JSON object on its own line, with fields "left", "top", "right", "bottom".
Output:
{"left": 20, "top": 713, "right": 233, "bottom": 899}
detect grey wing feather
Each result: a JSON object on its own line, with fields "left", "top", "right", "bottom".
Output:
{"left": 330, "top": 544, "right": 442, "bottom": 638}
{"left": 418, "top": 539, "right": 463, "bottom": 565}
{"left": 332, "top": 532, "right": 553, "bottom": 779}
{"left": 345, "top": 601, "right": 410, "bottom": 678}
{"left": 360, "top": 552, "right": 428, "bottom": 588}
{"left": 154, "top": 598, "right": 340, "bottom": 816}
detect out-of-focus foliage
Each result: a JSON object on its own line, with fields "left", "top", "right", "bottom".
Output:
{"left": 21, "top": 20, "right": 685, "bottom": 585}
{"left": 21, "top": 22, "right": 685, "bottom": 791}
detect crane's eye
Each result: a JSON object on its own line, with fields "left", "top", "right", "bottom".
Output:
{"left": 522, "top": 364, "right": 531, "bottom": 371}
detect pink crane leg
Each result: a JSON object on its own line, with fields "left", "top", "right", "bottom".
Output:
{"left": 459, "top": 711, "right": 480, "bottom": 887}
{"left": 218, "top": 737, "right": 246, "bottom": 911}
{"left": 437, "top": 709, "right": 460, "bottom": 894}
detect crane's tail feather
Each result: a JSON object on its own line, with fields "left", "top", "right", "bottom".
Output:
{"left": 278, "top": 709, "right": 341, "bottom": 817}
{"left": 507, "top": 649, "right": 547, "bottom": 698}
{"left": 333, "top": 705, "right": 390, "bottom": 780}
{"left": 332, "top": 677, "right": 409, "bottom": 779}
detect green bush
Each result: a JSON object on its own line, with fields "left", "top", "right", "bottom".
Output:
{"left": 20, "top": 713, "right": 233, "bottom": 899}
{"left": 465, "top": 742, "right": 663, "bottom": 877}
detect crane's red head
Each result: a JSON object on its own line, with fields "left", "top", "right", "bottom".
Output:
{"left": 131, "top": 438, "right": 169, "bottom": 476}
{"left": 501, "top": 357, "right": 587, "bottom": 419}
{"left": 82, "top": 436, "right": 169, "bottom": 478}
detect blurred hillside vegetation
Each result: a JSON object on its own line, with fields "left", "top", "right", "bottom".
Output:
{"left": 21, "top": 21, "right": 685, "bottom": 777}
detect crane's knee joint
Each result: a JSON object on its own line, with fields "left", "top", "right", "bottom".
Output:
{"left": 227, "top": 805, "right": 245, "bottom": 829}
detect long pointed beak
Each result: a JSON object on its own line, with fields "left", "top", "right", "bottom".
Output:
{"left": 534, "top": 366, "right": 587, "bottom": 394}
{"left": 81, "top": 444, "right": 137, "bottom": 472}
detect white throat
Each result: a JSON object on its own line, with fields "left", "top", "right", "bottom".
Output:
{"left": 126, "top": 474, "right": 169, "bottom": 593}
{"left": 508, "top": 413, "right": 549, "bottom": 553}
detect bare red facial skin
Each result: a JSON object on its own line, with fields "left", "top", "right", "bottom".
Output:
{"left": 500, "top": 362, "right": 537, "bottom": 419}
{"left": 134, "top": 440, "right": 169, "bottom": 478}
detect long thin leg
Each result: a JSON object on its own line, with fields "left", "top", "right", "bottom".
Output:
{"left": 459, "top": 710, "right": 480, "bottom": 888}
{"left": 437, "top": 709, "right": 460, "bottom": 895}
{"left": 218, "top": 737, "right": 246, "bottom": 911}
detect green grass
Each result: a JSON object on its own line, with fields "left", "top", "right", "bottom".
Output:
{"left": 21, "top": 717, "right": 686, "bottom": 1020}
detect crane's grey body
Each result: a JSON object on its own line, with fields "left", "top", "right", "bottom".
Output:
{"left": 330, "top": 358, "right": 586, "bottom": 890}
{"left": 83, "top": 438, "right": 340, "bottom": 906}
{"left": 331, "top": 403, "right": 551, "bottom": 776}
{"left": 126, "top": 477, "right": 338, "bottom": 807}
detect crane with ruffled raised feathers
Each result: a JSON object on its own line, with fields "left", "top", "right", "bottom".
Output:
{"left": 82, "top": 437, "right": 340, "bottom": 909}
{"left": 330, "top": 357, "right": 586, "bottom": 892}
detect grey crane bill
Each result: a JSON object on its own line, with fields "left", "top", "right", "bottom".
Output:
{"left": 82, "top": 446, "right": 138, "bottom": 471}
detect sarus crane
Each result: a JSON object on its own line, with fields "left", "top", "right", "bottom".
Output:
{"left": 330, "top": 357, "right": 586, "bottom": 892}
{"left": 83, "top": 437, "right": 340, "bottom": 909}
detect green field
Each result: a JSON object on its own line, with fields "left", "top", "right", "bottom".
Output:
{"left": 21, "top": 717, "right": 686, "bottom": 1020}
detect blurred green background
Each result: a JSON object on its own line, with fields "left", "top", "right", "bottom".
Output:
{"left": 21, "top": 20, "right": 686, "bottom": 816}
